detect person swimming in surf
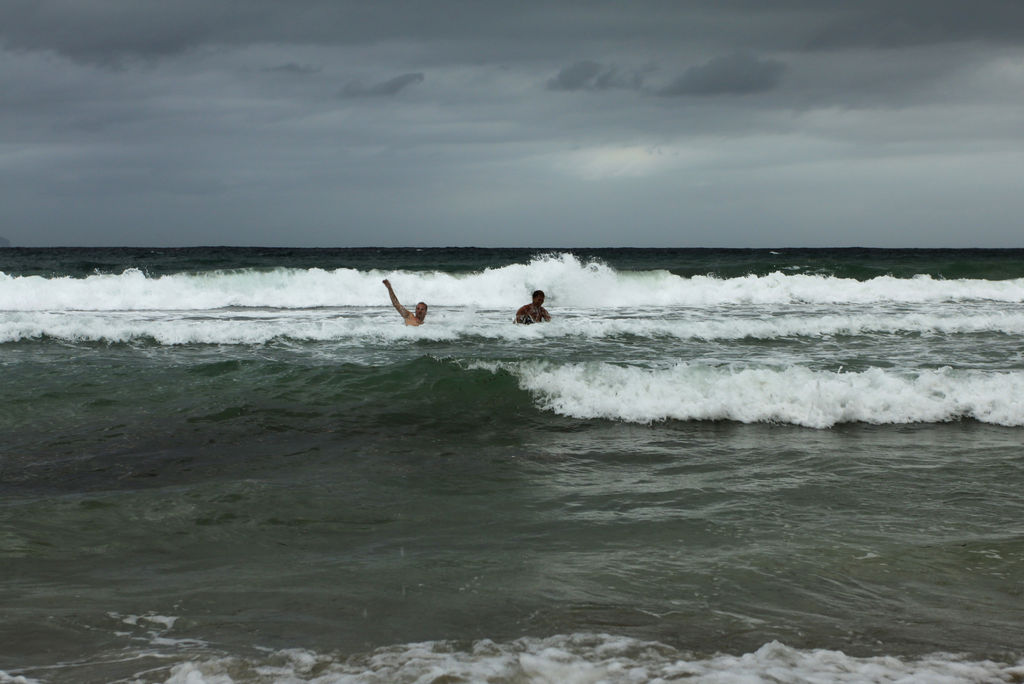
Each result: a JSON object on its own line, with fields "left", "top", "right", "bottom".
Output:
{"left": 383, "top": 279, "right": 427, "bottom": 326}
{"left": 514, "top": 290, "right": 551, "bottom": 324}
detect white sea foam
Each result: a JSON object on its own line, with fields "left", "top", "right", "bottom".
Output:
{"left": 495, "top": 362, "right": 1024, "bottom": 428}
{"left": 111, "top": 612, "right": 180, "bottom": 630}
{"left": 3, "top": 307, "right": 1023, "bottom": 345}
{"left": 0, "top": 672, "right": 40, "bottom": 684}
{"left": 3, "top": 253, "right": 1023, "bottom": 312}
{"left": 153, "top": 635, "right": 1022, "bottom": 683}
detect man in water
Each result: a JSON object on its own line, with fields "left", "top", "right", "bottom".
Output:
{"left": 515, "top": 290, "right": 551, "bottom": 324}
{"left": 383, "top": 279, "right": 427, "bottom": 326}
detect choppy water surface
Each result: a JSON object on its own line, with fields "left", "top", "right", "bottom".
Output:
{"left": 2, "top": 248, "right": 1023, "bottom": 683}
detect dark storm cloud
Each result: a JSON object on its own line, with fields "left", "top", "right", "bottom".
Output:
{"left": 4, "top": 1, "right": 1024, "bottom": 67}
{"left": 342, "top": 72, "right": 425, "bottom": 97}
{"left": 0, "top": 1, "right": 531, "bottom": 64}
{"left": 659, "top": 52, "right": 786, "bottom": 96}
{"left": 546, "top": 61, "right": 645, "bottom": 92}
{"left": 0, "top": 1, "right": 227, "bottom": 64}
{"left": 802, "top": 1, "right": 1024, "bottom": 50}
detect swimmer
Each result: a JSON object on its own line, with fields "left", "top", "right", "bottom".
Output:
{"left": 514, "top": 290, "right": 551, "bottom": 324}
{"left": 383, "top": 279, "right": 427, "bottom": 326}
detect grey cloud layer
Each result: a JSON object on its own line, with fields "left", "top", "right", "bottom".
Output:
{"left": 343, "top": 73, "right": 425, "bottom": 97}
{"left": 2, "top": 1, "right": 1023, "bottom": 247}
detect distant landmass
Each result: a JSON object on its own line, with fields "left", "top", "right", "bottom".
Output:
{"left": 0, "top": 235, "right": 10, "bottom": 247}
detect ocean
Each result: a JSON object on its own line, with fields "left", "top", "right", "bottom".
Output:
{"left": 1, "top": 247, "right": 1022, "bottom": 683}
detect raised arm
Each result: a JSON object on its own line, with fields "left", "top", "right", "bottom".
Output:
{"left": 383, "top": 279, "right": 413, "bottom": 321}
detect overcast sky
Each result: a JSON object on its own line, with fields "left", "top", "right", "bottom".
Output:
{"left": 2, "top": 0, "right": 1023, "bottom": 247}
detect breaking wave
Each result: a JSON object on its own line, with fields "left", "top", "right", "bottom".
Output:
{"left": 492, "top": 361, "right": 1024, "bottom": 428}
{"left": 3, "top": 253, "right": 1024, "bottom": 312}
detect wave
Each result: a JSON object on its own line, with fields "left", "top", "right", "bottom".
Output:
{"left": 7, "top": 355, "right": 1020, "bottom": 433}
{"left": 15, "top": 633, "right": 1016, "bottom": 683}
{"left": 485, "top": 361, "right": 1024, "bottom": 428}
{"left": 3, "top": 253, "right": 1024, "bottom": 312}
{"left": 4, "top": 308, "right": 1022, "bottom": 345}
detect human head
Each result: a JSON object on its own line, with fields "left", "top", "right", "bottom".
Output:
{"left": 532, "top": 290, "right": 545, "bottom": 305}
{"left": 415, "top": 302, "right": 428, "bottom": 320}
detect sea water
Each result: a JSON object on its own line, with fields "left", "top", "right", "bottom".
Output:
{"left": 1, "top": 248, "right": 1022, "bottom": 683}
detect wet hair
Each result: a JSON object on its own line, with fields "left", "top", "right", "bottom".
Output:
{"left": 532, "top": 290, "right": 544, "bottom": 298}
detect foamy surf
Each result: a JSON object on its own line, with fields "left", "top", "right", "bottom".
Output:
{"left": 494, "top": 362, "right": 1024, "bottom": 428}
{"left": 3, "top": 253, "right": 1024, "bottom": 312}
{"left": 9, "top": 635, "right": 1019, "bottom": 683}
{"left": 3, "top": 307, "right": 1023, "bottom": 345}
{"left": 144, "top": 634, "right": 1024, "bottom": 683}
